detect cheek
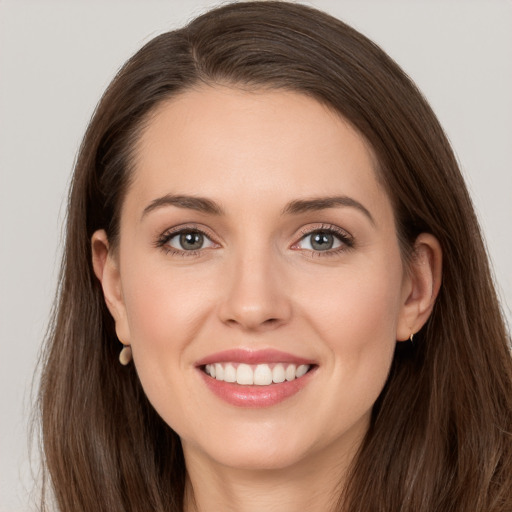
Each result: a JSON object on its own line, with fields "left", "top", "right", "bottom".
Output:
{"left": 307, "top": 258, "right": 403, "bottom": 338}
{"left": 119, "top": 266, "right": 207, "bottom": 427}
{"left": 118, "top": 258, "right": 221, "bottom": 399}
{"left": 123, "top": 273, "right": 201, "bottom": 355}
{"left": 303, "top": 257, "right": 404, "bottom": 395}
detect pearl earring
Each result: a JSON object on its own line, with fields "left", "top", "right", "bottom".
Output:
{"left": 119, "top": 345, "right": 132, "bottom": 365}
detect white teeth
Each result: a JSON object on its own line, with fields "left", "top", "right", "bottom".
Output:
{"left": 214, "top": 363, "right": 224, "bottom": 381}
{"left": 236, "top": 364, "right": 254, "bottom": 385}
{"left": 204, "top": 362, "right": 312, "bottom": 385}
{"left": 296, "top": 364, "right": 309, "bottom": 378}
{"left": 254, "top": 364, "right": 273, "bottom": 385}
{"left": 224, "top": 363, "right": 236, "bottom": 383}
{"left": 285, "top": 364, "right": 296, "bottom": 381}
{"left": 272, "top": 364, "right": 286, "bottom": 383}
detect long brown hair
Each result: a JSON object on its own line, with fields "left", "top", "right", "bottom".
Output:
{"left": 38, "top": 2, "right": 512, "bottom": 511}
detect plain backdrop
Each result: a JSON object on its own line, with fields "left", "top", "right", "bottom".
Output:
{"left": 1, "top": 1, "right": 511, "bottom": 510}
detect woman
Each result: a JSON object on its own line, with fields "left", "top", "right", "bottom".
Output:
{"left": 38, "top": 2, "right": 512, "bottom": 511}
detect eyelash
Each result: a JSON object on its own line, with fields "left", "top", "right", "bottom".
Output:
{"left": 155, "top": 224, "right": 216, "bottom": 257}
{"left": 155, "top": 223, "right": 354, "bottom": 258}
{"left": 293, "top": 224, "right": 354, "bottom": 257}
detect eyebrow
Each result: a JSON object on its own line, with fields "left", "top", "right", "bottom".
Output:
{"left": 282, "top": 196, "right": 375, "bottom": 225}
{"left": 141, "top": 193, "right": 375, "bottom": 225}
{"left": 141, "top": 194, "right": 224, "bottom": 219}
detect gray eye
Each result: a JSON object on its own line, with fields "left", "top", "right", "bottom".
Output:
{"left": 310, "top": 232, "right": 334, "bottom": 251}
{"left": 297, "top": 231, "right": 343, "bottom": 251}
{"left": 167, "top": 230, "right": 215, "bottom": 251}
{"left": 179, "top": 232, "right": 204, "bottom": 250}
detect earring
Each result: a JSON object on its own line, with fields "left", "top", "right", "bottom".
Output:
{"left": 409, "top": 333, "right": 414, "bottom": 344}
{"left": 119, "top": 345, "right": 132, "bottom": 365}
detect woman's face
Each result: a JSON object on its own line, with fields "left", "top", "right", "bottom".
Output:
{"left": 100, "top": 86, "right": 416, "bottom": 471}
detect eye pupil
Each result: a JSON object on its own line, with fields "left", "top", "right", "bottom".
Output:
{"left": 311, "top": 232, "right": 334, "bottom": 251}
{"left": 180, "top": 231, "right": 204, "bottom": 250}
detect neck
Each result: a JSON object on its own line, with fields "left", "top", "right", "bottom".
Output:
{"left": 183, "top": 439, "right": 360, "bottom": 512}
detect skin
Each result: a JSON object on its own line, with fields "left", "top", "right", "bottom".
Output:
{"left": 92, "top": 86, "right": 442, "bottom": 512}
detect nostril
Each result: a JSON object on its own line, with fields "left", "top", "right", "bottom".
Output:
{"left": 224, "top": 316, "right": 283, "bottom": 331}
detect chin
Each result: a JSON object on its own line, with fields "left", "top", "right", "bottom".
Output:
{"left": 202, "top": 442, "right": 310, "bottom": 472}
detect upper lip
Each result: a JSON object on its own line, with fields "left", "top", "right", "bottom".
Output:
{"left": 195, "top": 348, "right": 316, "bottom": 367}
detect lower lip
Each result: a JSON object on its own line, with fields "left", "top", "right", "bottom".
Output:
{"left": 199, "top": 368, "right": 316, "bottom": 408}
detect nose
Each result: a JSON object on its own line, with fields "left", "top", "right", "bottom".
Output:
{"left": 218, "top": 251, "right": 292, "bottom": 332}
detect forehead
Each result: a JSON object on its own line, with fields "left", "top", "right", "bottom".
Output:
{"left": 127, "top": 86, "right": 391, "bottom": 222}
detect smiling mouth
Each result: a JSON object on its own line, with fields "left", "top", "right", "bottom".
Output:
{"left": 203, "top": 362, "right": 313, "bottom": 386}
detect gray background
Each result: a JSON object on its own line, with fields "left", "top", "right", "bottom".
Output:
{"left": 1, "top": 1, "right": 511, "bottom": 510}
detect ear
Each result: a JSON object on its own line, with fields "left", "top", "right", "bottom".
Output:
{"left": 91, "top": 229, "right": 131, "bottom": 344}
{"left": 396, "top": 233, "right": 442, "bottom": 341}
